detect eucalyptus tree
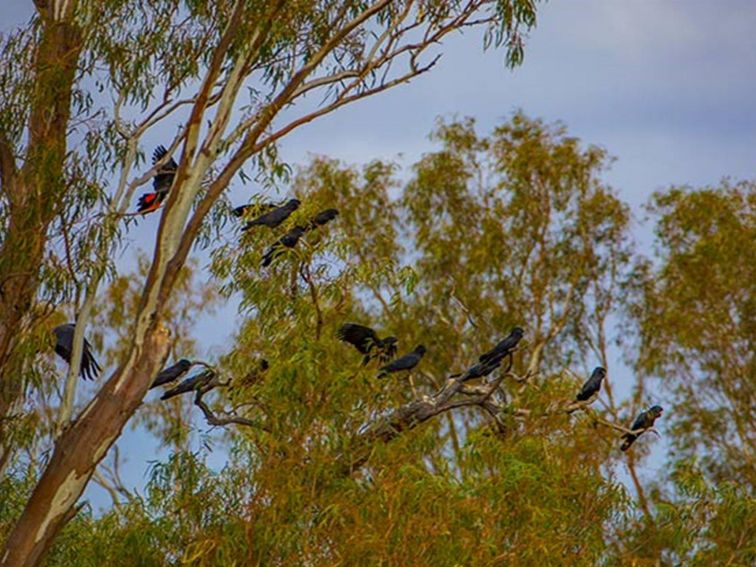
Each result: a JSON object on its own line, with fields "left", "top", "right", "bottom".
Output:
{"left": 630, "top": 181, "right": 755, "bottom": 485}
{"left": 192, "top": 114, "right": 637, "bottom": 563}
{"left": 0, "top": 1, "right": 541, "bottom": 564}
{"left": 614, "top": 180, "right": 756, "bottom": 565}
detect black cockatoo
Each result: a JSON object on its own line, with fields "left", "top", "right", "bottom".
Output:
{"left": 261, "top": 226, "right": 306, "bottom": 267}
{"left": 232, "top": 202, "right": 276, "bottom": 218}
{"left": 308, "top": 208, "right": 339, "bottom": 227}
{"left": 620, "top": 405, "right": 663, "bottom": 451}
{"left": 337, "top": 323, "right": 398, "bottom": 364}
{"left": 378, "top": 345, "right": 426, "bottom": 378}
{"left": 236, "top": 359, "right": 269, "bottom": 388}
{"left": 260, "top": 207, "right": 339, "bottom": 267}
{"left": 462, "top": 359, "right": 501, "bottom": 380}
{"left": 137, "top": 145, "right": 178, "bottom": 214}
{"left": 160, "top": 369, "right": 218, "bottom": 401}
{"left": 150, "top": 359, "right": 193, "bottom": 389}
{"left": 242, "top": 199, "right": 300, "bottom": 230}
{"left": 53, "top": 323, "right": 101, "bottom": 381}
{"left": 576, "top": 366, "right": 607, "bottom": 402}
{"left": 479, "top": 327, "right": 524, "bottom": 366}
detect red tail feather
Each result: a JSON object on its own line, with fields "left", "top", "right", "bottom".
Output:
{"left": 137, "top": 192, "right": 162, "bottom": 214}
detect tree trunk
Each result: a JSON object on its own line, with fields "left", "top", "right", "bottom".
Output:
{"left": 0, "top": 6, "right": 83, "bottom": 426}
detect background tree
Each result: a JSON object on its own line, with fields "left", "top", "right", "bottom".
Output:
{"left": 630, "top": 181, "right": 755, "bottom": 486}
{"left": 611, "top": 180, "right": 755, "bottom": 565}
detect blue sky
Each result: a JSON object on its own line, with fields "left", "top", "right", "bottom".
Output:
{"left": 5, "top": 1, "right": 756, "bottom": 508}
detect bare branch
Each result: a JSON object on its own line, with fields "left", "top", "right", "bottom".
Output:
{"left": 590, "top": 414, "right": 661, "bottom": 439}
{"left": 561, "top": 397, "right": 597, "bottom": 415}
{"left": 255, "top": 57, "right": 439, "bottom": 154}
{"left": 91, "top": 470, "right": 122, "bottom": 508}
{"left": 193, "top": 388, "right": 269, "bottom": 432}
{"left": 349, "top": 354, "right": 513, "bottom": 472}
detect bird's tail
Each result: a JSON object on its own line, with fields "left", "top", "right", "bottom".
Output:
{"left": 160, "top": 388, "right": 183, "bottom": 401}
{"left": 153, "top": 145, "right": 168, "bottom": 162}
{"left": 620, "top": 434, "right": 637, "bottom": 452}
{"left": 87, "top": 356, "right": 102, "bottom": 380}
{"left": 137, "top": 192, "right": 161, "bottom": 214}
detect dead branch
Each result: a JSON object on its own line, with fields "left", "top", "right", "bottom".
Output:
{"left": 562, "top": 397, "right": 596, "bottom": 415}
{"left": 91, "top": 470, "right": 122, "bottom": 508}
{"left": 347, "top": 356, "right": 514, "bottom": 472}
{"left": 193, "top": 385, "right": 270, "bottom": 432}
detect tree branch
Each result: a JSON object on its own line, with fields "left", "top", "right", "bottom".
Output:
{"left": 349, "top": 358, "right": 513, "bottom": 471}
{"left": 193, "top": 388, "right": 270, "bottom": 432}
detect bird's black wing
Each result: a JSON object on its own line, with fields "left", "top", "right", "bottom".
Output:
{"left": 80, "top": 338, "right": 101, "bottom": 381}
{"left": 309, "top": 208, "right": 339, "bottom": 227}
{"left": 53, "top": 324, "right": 100, "bottom": 380}
{"left": 281, "top": 226, "right": 305, "bottom": 247}
{"left": 161, "top": 370, "right": 216, "bottom": 401}
{"left": 379, "top": 352, "right": 419, "bottom": 374}
{"left": 479, "top": 345, "right": 504, "bottom": 364}
{"left": 261, "top": 227, "right": 305, "bottom": 267}
{"left": 152, "top": 145, "right": 178, "bottom": 194}
{"left": 630, "top": 410, "right": 651, "bottom": 432}
{"left": 479, "top": 331, "right": 522, "bottom": 364}
{"left": 243, "top": 201, "right": 298, "bottom": 230}
{"left": 150, "top": 359, "right": 193, "bottom": 389}
{"left": 53, "top": 324, "right": 74, "bottom": 363}
{"left": 620, "top": 410, "right": 652, "bottom": 451}
{"left": 576, "top": 372, "right": 602, "bottom": 401}
{"left": 337, "top": 324, "right": 380, "bottom": 355}
{"left": 464, "top": 360, "right": 500, "bottom": 380}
